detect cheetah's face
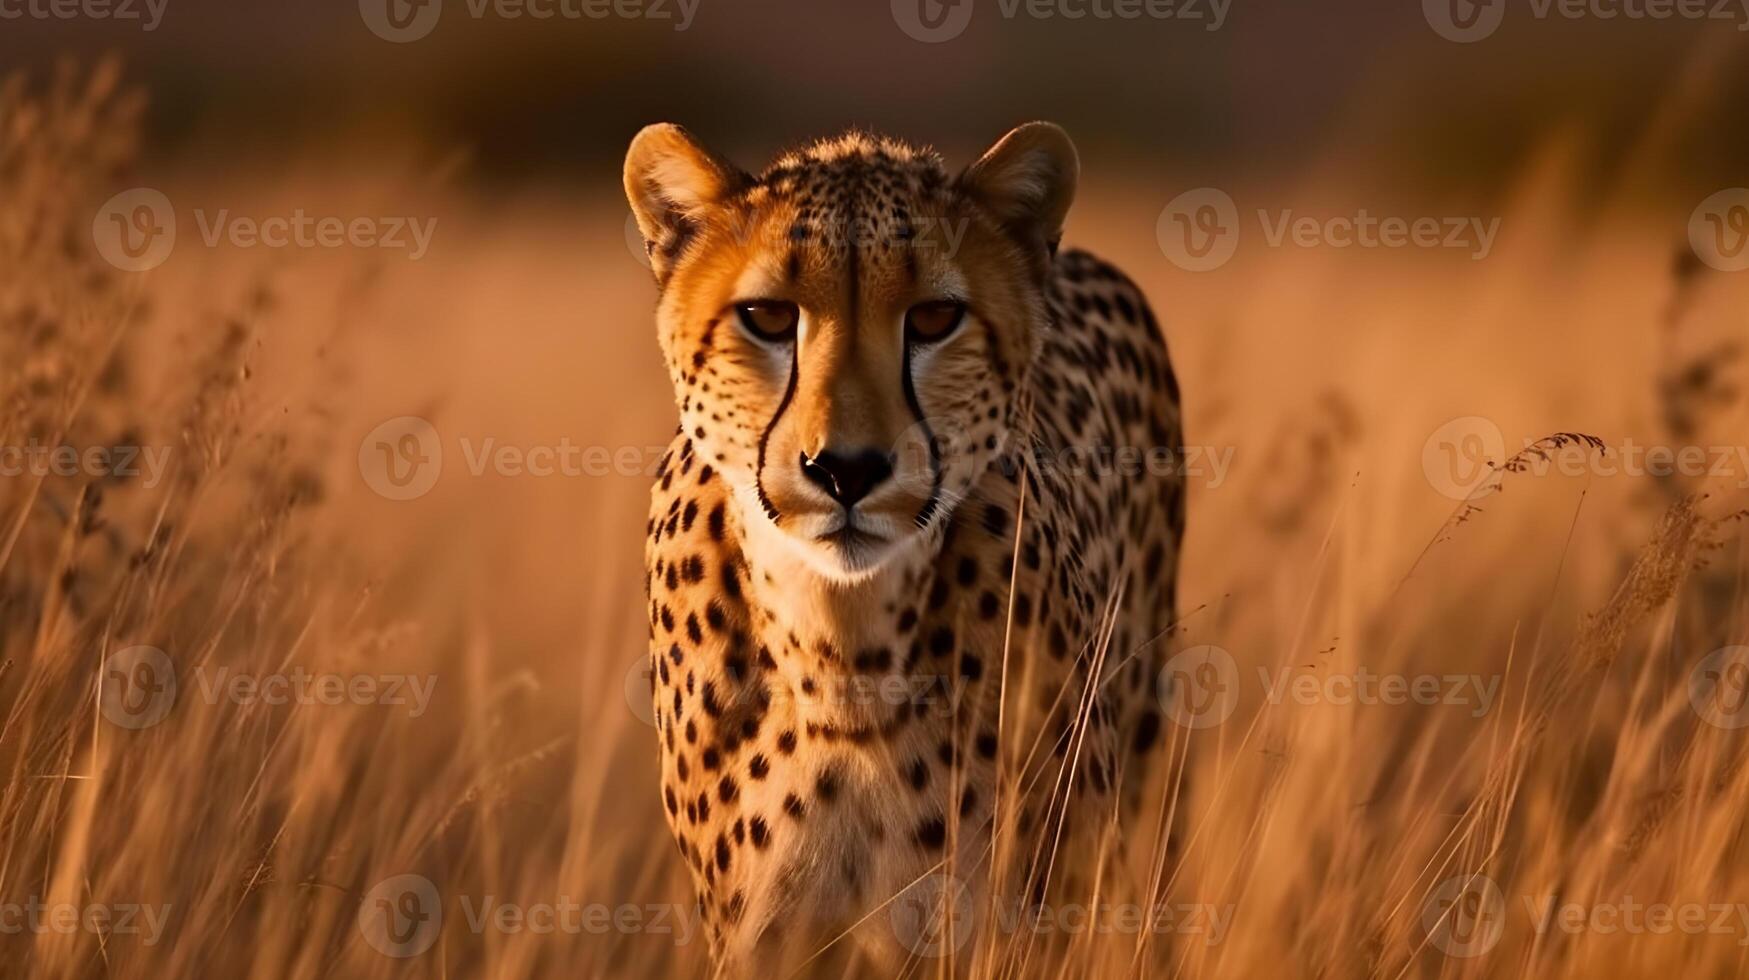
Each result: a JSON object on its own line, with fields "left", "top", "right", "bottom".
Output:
{"left": 625, "top": 124, "right": 1077, "bottom": 580}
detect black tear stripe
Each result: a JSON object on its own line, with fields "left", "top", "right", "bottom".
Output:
{"left": 903, "top": 341, "right": 944, "bottom": 530}
{"left": 754, "top": 348, "right": 799, "bottom": 524}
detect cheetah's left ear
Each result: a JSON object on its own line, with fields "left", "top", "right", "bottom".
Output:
{"left": 624, "top": 123, "right": 749, "bottom": 271}
{"left": 960, "top": 122, "right": 1079, "bottom": 254}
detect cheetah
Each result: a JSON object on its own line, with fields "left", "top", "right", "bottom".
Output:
{"left": 625, "top": 122, "right": 1186, "bottom": 974}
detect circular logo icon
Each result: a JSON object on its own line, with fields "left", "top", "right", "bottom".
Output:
{"left": 359, "top": 0, "right": 442, "bottom": 42}
{"left": 890, "top": 872, "right": 975, "bottom": 958}
{"left": 1422, "top": 874, "right": 1505, "bottom": 958}
{"left": 359, "top": 417, "right": 443, "bottom": 501}
{"left": 359, "top": 874, "right": 442, "bottom": 957}
{"left": 1158, "top": 645, "right": 1239, "bottom": 729}
{"left": 1687, "top": 189, "right": 1749, "bottom": 273}
{"left": 1157, "top": 188, "right": 1239, "bottom": 272}
{"left": 99, "top": 645, "right": 177, "bottom": 730}
{"left": 625, "top": 654, "right": 658, "bottom": 727}
{"left": 1421, "top": 416, "right": 1506, "bottom": 501}
{"left": 624, "top": 211, "right": 654, "bottom": 269}
{"left": 1423, "top": 0, "right": 1504, "bottom": 42}
{"left": 891, "top": 0, "right": 974, "bottom": 42}
{"left": 1689, "top": 646, "right": 1749, "bottom": 730}
{"left": 93, "top": 188, "right": 176, "bottom": 273}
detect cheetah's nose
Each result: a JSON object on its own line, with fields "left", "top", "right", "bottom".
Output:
{"left": 799, "top": 449, "right": 894, "bottom": 508}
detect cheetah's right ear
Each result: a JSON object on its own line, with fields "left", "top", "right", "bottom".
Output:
{"left": 960, "top": 122, "right": 1079, "bottom": 256}
{"left": 624, "top": 124, "right": 749, "bottom": 271}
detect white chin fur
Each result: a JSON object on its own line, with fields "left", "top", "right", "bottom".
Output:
{"left": 733, "top": 484, "right": 924, "bottom": 585}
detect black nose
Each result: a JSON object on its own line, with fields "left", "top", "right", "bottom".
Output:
{"left": 800, "top": 449, "right": 894, "bottom": 507}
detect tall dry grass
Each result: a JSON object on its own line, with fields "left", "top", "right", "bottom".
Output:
{"left": 1, "top": 63, "right": 1747, "bottom": 979}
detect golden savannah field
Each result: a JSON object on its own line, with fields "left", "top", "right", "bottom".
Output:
{"left": 2, "top": 16, "right": 1749, "bottom": 980}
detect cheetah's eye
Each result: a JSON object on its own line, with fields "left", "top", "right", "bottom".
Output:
{"left": 734, "top": 301, "right": 800, "bottom": 342}
{"left": 905, "top": 301, "right": 967, "bottom": 344}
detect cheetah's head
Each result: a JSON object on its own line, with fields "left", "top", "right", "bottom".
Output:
{"left": 624, "top": 124, "right": 1077, "bottom": 581}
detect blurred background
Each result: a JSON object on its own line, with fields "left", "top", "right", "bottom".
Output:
{"left": 1, "top": 1, "right": 1747, "bottom": 977}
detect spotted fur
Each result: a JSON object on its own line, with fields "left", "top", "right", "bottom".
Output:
{"left": 625, "top": 123, "right": 1185, "bottom": 973}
